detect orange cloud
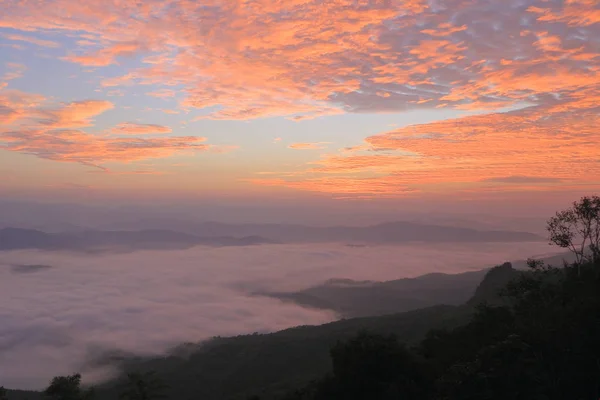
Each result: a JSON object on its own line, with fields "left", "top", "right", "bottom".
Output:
{"left": 1, "top": 0, "right": 600, "bottom": 198}
{"left": 249, "top": 176, "right": 419, "bottom": 197}
{"left": 111, "top": 123, "right": 172, "bottom": 135}
{"left": 37, "top": 100, "right": 114, "bottom": 128}
{"left": 0, "top": 95, "right": 222, "bottom": 168}
{"left": 288, "top": 142, "right": 330, "bottom": 150}
{"left": 2, "top": 0, "right": 598, "bottom": 121}
{"left": 254, "top": 100, "right": 600, "bottom": 196}
{"left": 527, "top": 2, "right": 600, "bottom": 26}
{"left": 1, "top": 129, "right": 209, "bottom": 167}
{"left": 0, "top": 89, "right": 46, "bottom": 125}
{"left": 64, "top": 41, "right": 143, "bottom": 66}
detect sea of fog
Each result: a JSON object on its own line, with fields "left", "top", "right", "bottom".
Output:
{"left": 0, "top": 242, "right": 562, "bottom": 389}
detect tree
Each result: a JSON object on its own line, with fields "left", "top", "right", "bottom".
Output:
{"left": 119, "top": 371, "right": 167, "bottom": 400}
{"left": 547, "top": 195, "right": 600, "bottom": 266}
{"left": 44, "top": 374, "right": 94, "bottom": 400}
{"left": 0, "top": 386, "right": 8, "bottom": 400}
{"left": 308, "top": 332, "right": 433, "bottom": 400}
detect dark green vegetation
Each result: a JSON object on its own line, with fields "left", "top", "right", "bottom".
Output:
{"left": 4, "top": 196, "right": 600, "bottom": 400}
{"left": 278, "top": 259, "right": 600, "bottom": 400}
{"left": 44, "top": 374, "right": 95, "bottom": 400}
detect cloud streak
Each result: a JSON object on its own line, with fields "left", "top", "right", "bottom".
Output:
{"left": 111, "top": 123, "right": 172, "bottom": 135}
{"left": 288, "top": 142, "right": 330, "bottom": 150}
{"left": 0, "top": 63, "right": 27, "bottom": 89}
{"left": 1, "top": 33, "right": 60, "bottom": 48}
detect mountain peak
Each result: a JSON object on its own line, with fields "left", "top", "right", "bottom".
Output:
{"left": 467, "top": 262, "right": 520, "bottom": 306}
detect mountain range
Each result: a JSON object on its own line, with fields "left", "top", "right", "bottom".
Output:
{"left": 0, "top": 228, "right": 274, "bottom": 252}
{"left": 98, "top": 220, "right": 542, "bottom": 243}
{"left": 0, "top": 221, "right": 542, "bottom": 252}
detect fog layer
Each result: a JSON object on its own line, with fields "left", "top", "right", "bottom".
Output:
{"left": 0, "top": 242, "right": 557, "bottom": 389}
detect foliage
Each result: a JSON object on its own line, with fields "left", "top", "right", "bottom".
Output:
{"left": 1, "top": 387, "right": 8, "bottom": 400}
{"left": 91, "top": 305, "right": 461, "bottom": 400}
{"left": 43, "top": 374, "right": 94, "bottom": 400}
{"left": 118, "top": 371, "right": 167, "bottom": 400}
{"left": 302, "top": 332, "right": 433, "bottom": 400}
{"left": 547, "top": 195, "right": 600, "bottom": 265}
{"left": 285, "top": 258, "right": 600, "bottom": 400}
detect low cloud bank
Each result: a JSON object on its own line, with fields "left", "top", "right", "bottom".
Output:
{"left": 0, "top": 241, "right": 558, "bottom": 389}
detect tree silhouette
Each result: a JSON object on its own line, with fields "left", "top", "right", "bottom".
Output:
{"left": 547, "top": 195, "right": 600, "bottom": 266}
{"left": 119, "top": 371, "right": 167, "bottom": 400}
{"left": 304, "top": 331, "right": 433, "bottom": 400}
{"left": 43, "top": 374, "right": 94, "bottom": 400}
{"left": 0, "top": 386, "right": 8, "bottom": 400}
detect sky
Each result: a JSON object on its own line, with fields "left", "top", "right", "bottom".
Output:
{"left": 1, "top": 0, "right": 599, "bottom": 210}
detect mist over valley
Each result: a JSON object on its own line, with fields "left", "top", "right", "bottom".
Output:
{"left": 0, "top": 239, "right": 559, "bottom": 389}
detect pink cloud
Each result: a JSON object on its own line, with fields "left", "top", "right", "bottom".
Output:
{"left": 0, "top": 63, "right": 26, "bottom": 88}
{"left": 0, "top": 95, "right": 223, "bottom": 168}
{"left": 37, "top": 100, "right": 114, "bottom": 128}
{"left": 2, "top": 0, "right": 597, "bottom": 121}
{"left": 64, "top": 41, "right": 144, "bottom": 66}
{"left": 0, "top": 89, "right": 46, "bottom": 125}
{"left": 1, "top": 33, "right": 60, "bottom": 48}
{"left": 111, "top": 123, "right": 172, "bottom": 135}
{"left": 288, "top": 142, "right": 330, "bottom": 150}
{"left": 1, "top": 128, "right": 210, "bottom": 167}
{"left": 1, "top": 0, "right": 599, "bottom": 198}
{"left": 255, "top": 100, "right": 600, "bottom": 197}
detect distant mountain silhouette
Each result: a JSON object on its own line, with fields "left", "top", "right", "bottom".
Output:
{"left": 0, "top": 221, "right": 542, "bottom": 252}
{"left": 259, "top": 269, "right": 489, "bottom": 318}
{"left": 99, "top": 220, "right": 542, "bottom": 244}
{"left": 0, "top": 228, "right": 275, "bottom": 252}
{"left": 260, "top": 251, "right": 572, "bottom": 317}
{"left": 466, "top": 262, "right": 521, "bottom": 306}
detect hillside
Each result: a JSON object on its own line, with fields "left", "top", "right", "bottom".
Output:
{"left": 257, "top": 250, "right": 573, "bottom": 318}
{"left": 259, "top": 269, "right": 489, "bottom": 318}
{"left": 93, "top": 305, "right": 464, "bottom": 400}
